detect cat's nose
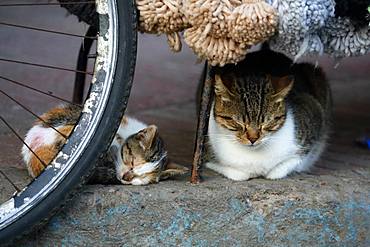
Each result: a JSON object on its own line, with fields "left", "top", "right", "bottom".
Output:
{"left": 249, "top": 137, "right": 258, "bottom": 144}
{"left": 247, "top": 129, "right": 260, "bottom": 144}
{"left": 122, "top": 171, "right": 134, "bottom": 181}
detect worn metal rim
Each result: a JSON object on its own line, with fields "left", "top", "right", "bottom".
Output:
{"left": 0, "top": 0, "right": 118, "bottom": 230}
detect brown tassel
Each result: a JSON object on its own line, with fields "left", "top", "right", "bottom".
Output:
{"left": 136, "top": 0, "right": 278, "bottom": 66}
{"left": 228, "top": 0, "right": 278, "bottom": 45}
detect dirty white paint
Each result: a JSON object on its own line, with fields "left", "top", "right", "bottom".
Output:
{"left": 96, "top": 0, "right": 108, "bottom": 14}
{"left": 82, "top": 92, "right": 99, "bottom": 114}
{"left": 0, "top": 199, "right": 15, "bottom": 222}
{"left": 53, "top": 152, "right": 70, "bottom": 169}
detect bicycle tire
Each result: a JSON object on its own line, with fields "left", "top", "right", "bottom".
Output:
{"left": 0, "top": 0, "right": 137, "bottom": 243}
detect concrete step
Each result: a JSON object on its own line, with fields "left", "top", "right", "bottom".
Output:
{"left": 14, "top": 167, "right": 370, "bottom": 246}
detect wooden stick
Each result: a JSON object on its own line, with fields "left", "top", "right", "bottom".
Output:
{"left": 191, "top": 63, "right": 214, "bottom": 183}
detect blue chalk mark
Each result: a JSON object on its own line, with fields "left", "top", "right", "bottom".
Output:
{"left": 106, "top": 204, "right": 129, "bottom": 215}
{"left": 45, "top": 192, "right": 370, "bottom": 246}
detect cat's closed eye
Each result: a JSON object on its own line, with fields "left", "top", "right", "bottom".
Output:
{"left": 263, "top": 122, "right": 281, "bottom": 131}
{"left": 219, "top": 115, "right": 233, "bottom": 121}
{"left": 216, "top": 115, "right": 239, "bottom": 131}
{"left": 273, "top": 115, "right": 284, "bottom": 121}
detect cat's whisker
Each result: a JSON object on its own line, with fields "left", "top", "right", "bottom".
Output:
{"left": 206, "top": 134, "right": 236, "bottom": 138}
{"left": 210, "top": 135, "right": 236, "bottom": 139}
{"left": 211, "top": 138, "right": 236, "bottom": 143}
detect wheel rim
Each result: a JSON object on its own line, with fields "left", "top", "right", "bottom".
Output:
{"left": 0, "top": 0, "right": 118, "bottom": 230}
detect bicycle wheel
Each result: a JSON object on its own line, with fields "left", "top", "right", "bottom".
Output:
{"left": 0, "top": 0, "right": 137, "bottom": 242}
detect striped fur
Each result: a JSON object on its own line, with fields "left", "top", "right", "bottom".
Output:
{"left": 206, "top": 50, "right": 332, "bottom": 180}
{"left": 22, "top": 104, "right": 188, "bottom": 184}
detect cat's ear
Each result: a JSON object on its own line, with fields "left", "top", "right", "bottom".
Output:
{"left": 136, "top": 125, "right": 157, "bottom": 150}
{"left": 214, "top": 74, "right": 234, "bottom": 101}
{"left": 270, "top": 75, "right": 294, "bottom": 102}
{"left": 120, "top": 116, "right": 129, "bottom": 126}
{"left": 160, "top": 162, "right": 189, "bottom": 180}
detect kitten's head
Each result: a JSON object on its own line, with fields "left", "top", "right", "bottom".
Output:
{"left": 121, "top": 125, "right": 188, "bottom": 185}
{"left": 213, "top": 72, "right": 294, "bottom": 146}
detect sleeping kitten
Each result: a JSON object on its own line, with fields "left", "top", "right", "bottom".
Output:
{"left": 107, "top": 116, "right": 188, "bottom": 185}
{"left": 206, "top": 50, "right": 332, "bottom": 180}
{"left": 22, "top": 104, "right": 187, "bottom": 185}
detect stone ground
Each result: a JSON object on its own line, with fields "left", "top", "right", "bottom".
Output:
{"left": 0, "top": 4, "right": 369, "bottom": 247}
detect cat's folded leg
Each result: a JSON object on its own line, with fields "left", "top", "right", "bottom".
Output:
{"left": 265, "top": 157, "right": 302, "bottom": 180}
{"left": 205, "top": 162, "right": 250, "bottom": 181}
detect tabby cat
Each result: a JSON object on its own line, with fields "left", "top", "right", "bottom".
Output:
{"left": 22, "top": 104, "right": 188, "bottom": 185}
{"left": 206, "top": 50, "right": 332, "bottom": 180}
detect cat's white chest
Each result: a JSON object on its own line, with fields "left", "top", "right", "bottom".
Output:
{"left": 208, "top": 110, "right": 300, "bottom": 179}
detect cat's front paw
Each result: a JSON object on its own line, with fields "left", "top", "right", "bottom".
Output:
{"left": 206, "top": 162, "right": 250, "bottom": 181}
{"left": 265, "top": 172, "right": 287, "bottom": 180}
{"left": 130, "top": 177, "right": 151, "bottom": 186}
{"left": 265, "top": 157, "right": 301, "bottom": 180}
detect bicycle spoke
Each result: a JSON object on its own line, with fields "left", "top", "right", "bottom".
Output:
{"left": 0, "top": 170, "right": 21, "bottom": 192}
{"left": 0, "top": 89, "right": 68, "bottom": 139}
{"left": 0, "top": 1, "right": 95, "bottom": 7}
{"left": 0, "top": 115, "right": 48, "bottom": 168}
{"left": 0, "top": 58, "right": 93, "bottom": 75}
{"left": 0, "top": 22, "right": 97, "bottom": 39}
{"left": 0, "top": 75, "right": 82, "bottom": 107}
